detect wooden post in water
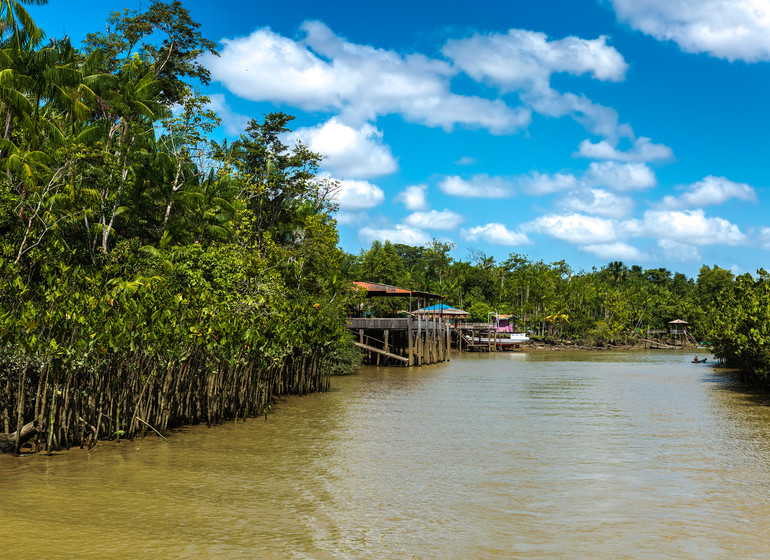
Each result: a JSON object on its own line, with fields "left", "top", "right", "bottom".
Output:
{"left": 439, "top": 319, "right": 444, "bottom": 361}
{"left": 438, "top": 319, "right": 443, "bottom": 362}
{"left": 358, "top": 328, "right": 363, "bottom": 363}
{"left": 430, "top": 319, "right": 434, "bottom": 364}
{"left": 433, "top": 319, "right": 438, "bottom": 363}
{"left": 417, "top": 298, "right": 423, "bottom": 366}
{"left": 428, "top": 318, "right": 433, "bottom": 364}
{"left": 408, "top": 320, "right": 414, "bottom": 366}
{"left": 446, "top": 322, "right": 451, "bottom": 361}
{"left": 426, "top": 298, "right": 432, "bottom": 364}
{"left": 433, "top": 318, "right": 437, "bottom": 362}
{"left": 384, "top": 330, "right": 389, "bottom": 365}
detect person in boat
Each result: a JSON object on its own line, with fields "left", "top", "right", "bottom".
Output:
{"left": 693, "top": 356, "right": 698, "bottom": 362}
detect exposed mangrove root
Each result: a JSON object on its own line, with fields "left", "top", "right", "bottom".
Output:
{"left": 134, "top": 417, "right": 168, "bottom": 442}
{"left": 0, "top": 420, "right": 39, "bottom": 454}
{"left": 0, "top": 347, "right": 334, "bottom": 453}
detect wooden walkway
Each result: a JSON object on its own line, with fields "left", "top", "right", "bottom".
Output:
{"left": 349, "top": 318, "right": 450, "bottom": 367}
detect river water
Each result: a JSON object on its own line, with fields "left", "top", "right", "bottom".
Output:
{"left": 3, "top": 350, "right": 770, "bottom": 559}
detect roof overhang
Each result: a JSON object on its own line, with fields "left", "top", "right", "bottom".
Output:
{"left": 353, "top": 281, "right": 443, "bottom": 299}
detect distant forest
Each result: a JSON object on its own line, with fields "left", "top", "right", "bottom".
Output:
{"left": 343, "top": 239, "right": 770, "bottom": 385}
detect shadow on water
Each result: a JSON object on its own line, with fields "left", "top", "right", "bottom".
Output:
{"left": 702, "top": 366, "right": 770, "bottom": 407}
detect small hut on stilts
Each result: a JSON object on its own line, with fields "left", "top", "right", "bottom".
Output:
{"left": 668, "top": 319, "right": 692, "bottom": 347}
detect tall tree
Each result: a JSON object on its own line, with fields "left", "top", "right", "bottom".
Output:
{"left": 230, "top": 112, "right": 329, "bottom": 246}
{"left": 82, "top": 0, "right": 217, "bottom": 106}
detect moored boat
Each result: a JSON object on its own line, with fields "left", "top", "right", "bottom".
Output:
{"left": 472, "top": 333, "right": 530, "bottom": 346}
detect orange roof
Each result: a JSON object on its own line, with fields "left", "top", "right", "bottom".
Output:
{"left": 353, "top": 281, "right": 412, "bottom": 296}
{"left": 352, "top": 281, "right": 442, "bottom": 299}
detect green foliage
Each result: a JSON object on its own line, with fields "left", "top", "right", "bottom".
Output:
{"left": 466, "top": 300, "right": 491, "bottom": 323}
{"left": 0, "top": 4, "right": 359, "bottom": 450}
{"left": 697, "top": 264, "right": 734, "bottom": 307}
{"left": 705, "top": 270, "right": 770, "bottom": 384}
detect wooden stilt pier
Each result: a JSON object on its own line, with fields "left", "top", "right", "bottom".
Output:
{"left": 350, "top": 281, "right": 451, "bottom": 367}
{"left": 349, "top": 318, "right": 451, "bottom": 367}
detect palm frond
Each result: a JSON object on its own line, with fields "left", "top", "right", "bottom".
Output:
{"left": 73, "top": 123, "right": 102, "bottom": 145}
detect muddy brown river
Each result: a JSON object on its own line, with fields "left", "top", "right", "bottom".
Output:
{"left": 3, "top": 350, "right": 770, "bottom": 559}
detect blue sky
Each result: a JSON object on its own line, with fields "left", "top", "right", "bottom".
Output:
{"left": 32, "top": 0, "right": 770, "bottom": 277}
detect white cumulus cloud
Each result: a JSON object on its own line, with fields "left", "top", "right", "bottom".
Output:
{"left": 610, "top": 0, "right": 770, "bottom": 62}
{"left": 204, "top": 22, "right": 530, "bottom": 134}
{"left": 358, "top": 224, "right": 431, "bottom": 245}
{"left": 658, "top": 175, "right": 757, "bottom": 209}
{"left": 334, "top": 211, "right": 370, "bottom": 226}
{"left": 587, "top": 161, "right": 657, "bottom": 190}
{"left": 439, "top": 175, "right": 514, "bottom": 198}
{"left": 332, "top": 179, "right": 385, "bottom": 210}
{"left": 443, "top": 29, "right": 631, "bottom": 139}
{"left": 557, "top": 188, "right": 635, "bottom": 218}
{"left": 443, "top": 29, "right": 627, "bottom": 89}
{"left": 581, "top": 242, "right": 646, "bottom": 260}
{"left": 395, "top": 184, "right": 429, "bottom": 211}
{"left": 204, "top": 22, "right": 642, "bottom": 141}
{"left": 519, "top": 171, "right": 581, "bottom": 195}
{"left": 462, "top": 223, "right": 531, "bottom": 246}
{"left": 289, "top": 118, "right": 397, "bottom": 179}
{"left": 523, "top": 213, "right": 622, "bottom": 245}
{"left": 657, "top": 239, "right": 702, "bottom": 262}
{"left": 404, "top": 209, "right": 465, "bottom": 231}
{"left": 576, "top": 137, "right": 673, "bottom": 162}
{"left": 642, "top": 209, "right": 747, "bottom": 245}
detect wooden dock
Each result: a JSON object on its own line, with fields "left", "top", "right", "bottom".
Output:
{"left": 348, "top": 318, "right": 451, "bottom": 367}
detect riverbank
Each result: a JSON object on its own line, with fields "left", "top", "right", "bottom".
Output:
{"left": 521, "top": 337, "right": 698, "bottom": 352}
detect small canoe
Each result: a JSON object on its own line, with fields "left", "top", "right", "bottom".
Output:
{"left": 691, "top": 358, "right": 707, "bottom": 363}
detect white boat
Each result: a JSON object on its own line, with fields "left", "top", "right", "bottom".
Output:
{"left": 472, "top": 333, "right": 529, "bottom": 346}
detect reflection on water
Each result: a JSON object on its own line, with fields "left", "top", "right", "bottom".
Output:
{"left": 3, "top": 350, "right": 770, "bottom": 559}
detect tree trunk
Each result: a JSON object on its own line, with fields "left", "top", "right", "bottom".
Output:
{"left": 0, "top": 421, "right": 39, "bottom": 454}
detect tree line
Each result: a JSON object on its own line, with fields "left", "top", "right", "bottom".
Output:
{"left": 0, "top": 0, "right": 359, "bottom": 453}
{"left": 343, "top": 240, "right": 749, "bottom": 358}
